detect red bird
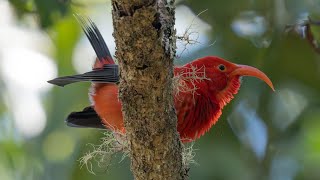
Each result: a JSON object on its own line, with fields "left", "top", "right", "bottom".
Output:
{"left": 49, "top": 17, "right": 274, "bottom": 142}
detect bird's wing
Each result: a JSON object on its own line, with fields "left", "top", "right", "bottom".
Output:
{"left": 66, "top": 106, "right": 106, "bottom": 129}
{"left": 47, "top": 64, "right": 119, "bottom": 87}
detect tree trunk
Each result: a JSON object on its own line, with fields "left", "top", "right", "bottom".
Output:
{"left": 111, "top": 0, "right": 186, "bottom": 179}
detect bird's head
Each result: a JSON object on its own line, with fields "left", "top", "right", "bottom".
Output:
{"left": 185, "top": 56, "right": 274, "bottom": 107}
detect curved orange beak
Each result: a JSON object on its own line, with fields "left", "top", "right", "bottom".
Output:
{"left": 230, "top": 64, "right": 275, "bottom": 91}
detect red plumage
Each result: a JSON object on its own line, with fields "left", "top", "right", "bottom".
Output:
{"left": 48, "top": 17, "right": 274, "bottom": 142}
{"left": 91, "top": 56, "right": 272, "bottom": 142}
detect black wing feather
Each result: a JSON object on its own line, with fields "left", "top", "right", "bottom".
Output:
{"left": 66, "top": 106, "right": 106, "bottom": 129}
{"left": 47, "top": 64, "right": 119, "bottom": 87}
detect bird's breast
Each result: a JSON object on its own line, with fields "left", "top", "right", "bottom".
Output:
{"left": 90, "top": 83, "right": 125, "bottom": 133}
{"left": 174, "top": 89, "right": 221, "bottom": 142}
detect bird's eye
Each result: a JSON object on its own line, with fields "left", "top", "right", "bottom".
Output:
{"left": 218, "top": 64, "right": 226, "bottom": 71}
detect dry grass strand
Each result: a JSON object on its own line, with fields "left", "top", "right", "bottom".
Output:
{"left": 182, "top": 142, "right": 198, "bottom": 170}
{"left": 173, "top": 64, "right": 210, "bottom": 103}
{"left": 79, "top": 131, "right": 129, "bottom": 174}
{"left": 176, "top": 9, "right": 208, "bottom": 58}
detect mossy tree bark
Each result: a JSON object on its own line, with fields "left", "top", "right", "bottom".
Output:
{"left": 111, "top": 0, "right": 186, "bottom": 179}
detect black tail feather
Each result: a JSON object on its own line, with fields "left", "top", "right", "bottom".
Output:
{"left": 66, "top": 106, "right": 106, "bottom": 129}
{"left": 74, "top": 14, "right": 113, "bottom": 63}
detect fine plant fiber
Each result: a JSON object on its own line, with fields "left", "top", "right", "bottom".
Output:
{"left": 79, "top": 132, "right": 198, "bottom": 174}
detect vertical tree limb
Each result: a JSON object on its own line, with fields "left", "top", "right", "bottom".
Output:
{"left": 111, "top": 0, "right": 186, "bottom": 179}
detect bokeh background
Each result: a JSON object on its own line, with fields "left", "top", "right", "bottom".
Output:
{"left": 1, "top": 0, "right": 320, "bottom": 179}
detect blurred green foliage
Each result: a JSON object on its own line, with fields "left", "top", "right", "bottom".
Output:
{"left": 9, "top": 0, "right": 71, "bottom": 28}
{"left": 2, "top": 0, "right": 320, "bottom": 180}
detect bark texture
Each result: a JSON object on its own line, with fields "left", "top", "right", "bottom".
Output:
{"left": 111, "top": 0, "right": 186, "bottom": 179}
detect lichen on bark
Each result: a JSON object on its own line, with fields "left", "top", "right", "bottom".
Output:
{"left": 111, "top": 0, "right": 186, "bottom": 179}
